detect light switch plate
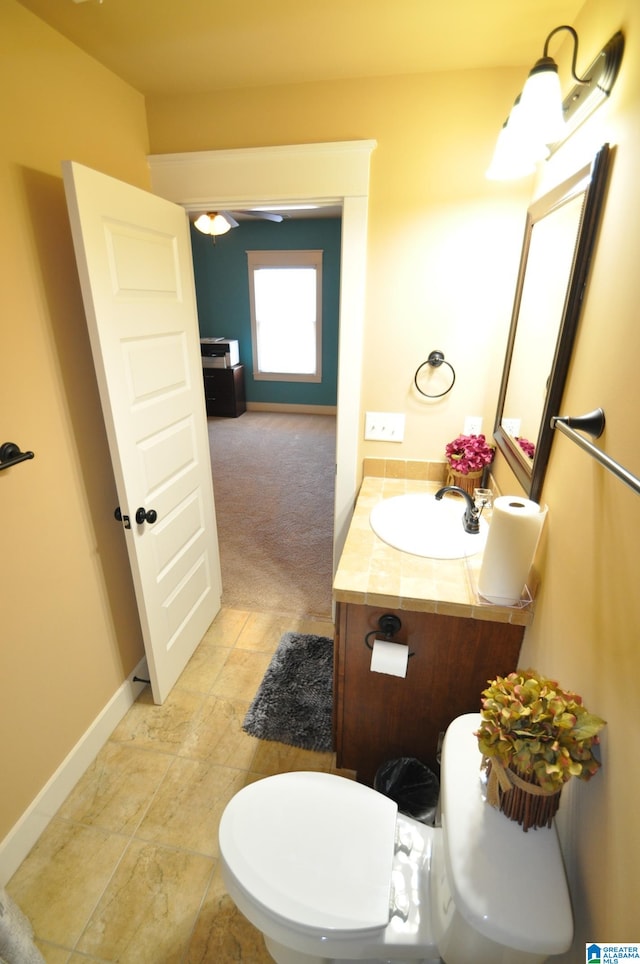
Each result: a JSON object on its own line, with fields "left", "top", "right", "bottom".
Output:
{"left": 364, "top": 412, "right": 405, "bottom": 442}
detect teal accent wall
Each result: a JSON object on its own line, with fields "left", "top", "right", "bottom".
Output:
{"left": 191, "top": 217, "right": 342, "bottom": 406}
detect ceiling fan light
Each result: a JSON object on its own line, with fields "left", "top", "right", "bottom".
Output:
{"left": 519, "top": 59, "right": 566, "bottom": 144}
{"left": 210, "top": 213, "right": 232, "bottom": 235}
{"left": 194, "top": 213, "right": 213, "bottom": 235}
{"left": 194, "top": 212, "right": 232, "bottom": 236}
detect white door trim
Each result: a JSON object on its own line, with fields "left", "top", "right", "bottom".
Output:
{"left": 147, "top": 139, "right": 375, "bottom": 564}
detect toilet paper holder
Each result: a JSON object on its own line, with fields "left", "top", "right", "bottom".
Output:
{"left": 364, "top": 614, "right": 415, "bottom": 658}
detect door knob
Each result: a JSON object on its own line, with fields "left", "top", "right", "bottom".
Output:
{"left": 135, "top": 507, "right": 158, "bottom": 525}
{"left": 114, "top": 506, "right": 131, "bottom": 529}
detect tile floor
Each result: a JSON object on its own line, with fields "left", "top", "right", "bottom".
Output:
{"left": 7, "top": 608, "right": 345, "bottom": 963}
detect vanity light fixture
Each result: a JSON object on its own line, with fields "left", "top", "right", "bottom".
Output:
{"left": 486, "top": 27, "right": 624, "bottom": 181}
{"left": 518, "top": 25, "right": 581, "bottom": 146}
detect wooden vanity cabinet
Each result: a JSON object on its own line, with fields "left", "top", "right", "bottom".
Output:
{"left": 334, "top": 602, "right": 525, "bottom": 785}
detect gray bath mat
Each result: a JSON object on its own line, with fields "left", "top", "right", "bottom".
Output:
{"left": 242, "top": 632, "right": 334, "bottom": 752}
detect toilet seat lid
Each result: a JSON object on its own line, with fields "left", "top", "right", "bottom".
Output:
{"left": 219, "top": 771, "right": 397, "bottom": 932}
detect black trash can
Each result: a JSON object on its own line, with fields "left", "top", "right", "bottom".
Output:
{"left": 374, "top": 757, "right": 440, "bottom": 825}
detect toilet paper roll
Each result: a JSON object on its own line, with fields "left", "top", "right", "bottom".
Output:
{"left": 370, "top": 638, "right": 409, "bottom": 678}
{"left": 478, "top": 496, "right": 547, "bottom": 606}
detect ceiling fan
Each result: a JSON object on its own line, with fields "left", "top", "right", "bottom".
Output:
{"left": 193, "top": 210, "right": 284, "bottom": 237}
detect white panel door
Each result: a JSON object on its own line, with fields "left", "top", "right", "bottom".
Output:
{"left": 63, "top": 161, "right": 221, "bottom": 703}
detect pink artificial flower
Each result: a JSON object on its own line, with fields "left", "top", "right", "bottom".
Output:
{"left": 445, "top": 434, "right": 494, "bottom": 475}
{"left": 517, "top": 437, "right": 536, "bottom": 459}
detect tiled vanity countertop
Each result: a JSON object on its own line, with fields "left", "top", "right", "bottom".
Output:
{"left": 333, "top": 476, "right": 534, "bottom": 627}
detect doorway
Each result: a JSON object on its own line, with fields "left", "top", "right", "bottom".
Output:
{"left": 148, "top": 139, "right": 376, "bottom": 570}
{"left": 191, "top": 209, "right": 341, "bottom": 616}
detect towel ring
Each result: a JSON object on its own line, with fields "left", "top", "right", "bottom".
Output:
{"left": 414, "top": 350, "right": 456, "bottom": 398}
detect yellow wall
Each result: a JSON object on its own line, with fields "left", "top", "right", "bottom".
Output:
{"left": 3, "top": 0, "right": 639, "bottom": 950}
{"left": 0, "top": 1, "right": 149, "bottom": 837}
{"left": 519, "top": 0, "right": 640, "bottom": 949}
{"left": 148, "top": 71, "right": 533, "bottom": 458}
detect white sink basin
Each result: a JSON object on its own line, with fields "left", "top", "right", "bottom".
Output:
{"left": 370, "top": 492, "right": 488, "bottom": 559}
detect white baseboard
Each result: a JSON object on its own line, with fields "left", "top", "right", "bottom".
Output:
{"left": 0, "top": 658, "right": 148, "bottom": 886}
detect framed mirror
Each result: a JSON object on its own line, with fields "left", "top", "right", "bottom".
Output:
{"left": 493, "top": 143, "right": 611, "bottom": 502}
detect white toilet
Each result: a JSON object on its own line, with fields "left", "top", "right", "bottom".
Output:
{"left": 219, "top": 713, "right": 573, "bottom": 964}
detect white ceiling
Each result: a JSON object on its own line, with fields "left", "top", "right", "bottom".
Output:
{"left": 17, "top": 0, "right": 586, "bottom": 97}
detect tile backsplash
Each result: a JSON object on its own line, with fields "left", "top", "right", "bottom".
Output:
{"left": 362, "top": 458, "right": 448, "bottom": 481}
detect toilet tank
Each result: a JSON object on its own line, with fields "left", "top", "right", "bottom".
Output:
{"left": 432, "top": 714, "right": 573, "bottom": 964}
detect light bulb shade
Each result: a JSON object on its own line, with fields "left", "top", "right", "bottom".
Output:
{"left": 194, "top": 213, "right": 213, "bottom": 234}
{"left": 486, "top": 125, "right": 535, "bottom": 180}
{"left": 194, "top": 213, "right": 232, "bottom": 236}
{"left": 210, "top": 214, "right": 232, "bottom": 235}
{"left": 519, "top": 58, "right": 566, "bottom": 144}
{"left": 485, "top": 100, "right": 548, "bottom": 180}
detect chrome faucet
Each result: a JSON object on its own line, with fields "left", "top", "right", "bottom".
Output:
{"left": 434, "top": 485, "right": 481, "bottom": 533}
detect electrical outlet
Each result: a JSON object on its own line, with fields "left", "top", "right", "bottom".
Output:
{"left": 463, "top": 416, "right": 483, "bottom": 436}
{"left": 364, "top": 411, "right": 405, "bottom": 442}
{"left": 502, "top": 417, "right": 521, "bottom": 436}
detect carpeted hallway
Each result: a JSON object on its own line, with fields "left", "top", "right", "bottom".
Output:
{"left": 208, "top": 411, "right": 336, "bottom": 618}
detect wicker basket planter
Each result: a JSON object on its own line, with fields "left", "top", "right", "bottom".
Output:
{"left": 444, "top": 435, "right": 494, "bottom": 494}
{"left": 445, "top": 468, "right": 483, "bottom": 496}
{"left": 476, "top": 670, "right": 606, "bottom": 834}
{"left": 484, "top": 758, "right": 562, "bottom": 832}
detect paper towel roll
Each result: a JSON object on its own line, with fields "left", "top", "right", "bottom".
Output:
{"left": 478, "top": 496, "right": 547, "bottom": 606}
{"left": 370, "top": 638, "right": 409, "bottom": 678}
